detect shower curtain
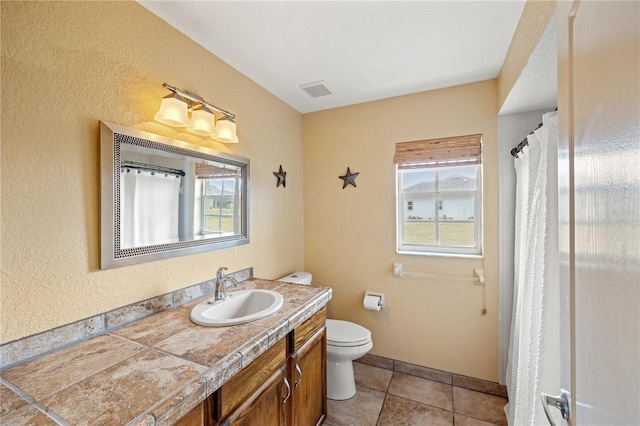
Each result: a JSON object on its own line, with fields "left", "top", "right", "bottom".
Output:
{"left": 120, "top": 171, "right": 181, "bottom": 248}
{"left": 505, "top": 111, "right": 561, "bottom": 425}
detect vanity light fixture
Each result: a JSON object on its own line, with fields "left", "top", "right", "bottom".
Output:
{"left": 155, "top": 83, "right": 238, "bottom": 143}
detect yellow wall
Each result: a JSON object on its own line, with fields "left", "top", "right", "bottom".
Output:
{"left": 303, "top": 80, "right": 500, "bottom": 381}
{"left": 0, "top": 2, "right": 305, "bottom": 343}
{"left": 1, "top": 1, "right": 533, "bottom": 382}
{"left": 497, "top": 0, "right": 557, "bottom": 110}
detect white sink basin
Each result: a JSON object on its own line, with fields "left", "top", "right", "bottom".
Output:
{"left": 190, "top": 289, "right": 284, "bottom": 327}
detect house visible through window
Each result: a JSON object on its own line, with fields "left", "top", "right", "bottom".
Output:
{"left": 395, "top": 134, "right": 482, "bottom": 256}
{"left": 196, "top": 163, "right": 242, "bottom": 236}
{"left": 202, "top": 178, "right": 235, "bottom": 235}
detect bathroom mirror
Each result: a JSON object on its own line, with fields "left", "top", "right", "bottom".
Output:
{"left": 100, "top": 121, "right": 249, "bottom": 269}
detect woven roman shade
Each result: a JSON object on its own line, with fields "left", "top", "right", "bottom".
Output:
{"left": 195, "top": 163, "right": 237, "bottom": 179}
{"left": 395, "top": 134, "right": 482, "bottom": 169}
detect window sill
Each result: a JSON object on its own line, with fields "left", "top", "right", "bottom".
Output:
{"left": 396, "top": 249, "right": 483, "bottom": 259}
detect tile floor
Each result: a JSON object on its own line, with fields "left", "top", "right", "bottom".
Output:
{"left": 326, "top": 356, "right": 508, "bottom": 426}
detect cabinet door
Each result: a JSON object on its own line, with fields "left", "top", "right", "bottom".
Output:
{"left": 174, "top": 401, "right": 205, "bottom": 426}
{"left": 290, "top": 327, "right": 327, "bottom": 426}
{"left": 222, "top": 367, "right": 289, "bottom": 426}
{"left": 175, "top": 396, "right": 215, "bottom": 426}
{"left": 216, "top": 339, "right": 287, "bottom": 421}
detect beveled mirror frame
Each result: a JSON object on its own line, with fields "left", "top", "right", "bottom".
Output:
{"left": 100, "top": 121, "right": 250, "bottom": 269}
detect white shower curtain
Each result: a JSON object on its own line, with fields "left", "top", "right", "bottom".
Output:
{"left": 120, "top": 171, "right": 180, "bottom": 248}
{"left": 505, "top": 111, "right": 561, "bottom": 425}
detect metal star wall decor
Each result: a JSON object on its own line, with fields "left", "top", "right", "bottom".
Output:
{"left": 339, "top": 167, "right": 359, "bottom": 189}
{"left": 273, "top": 165, "right": 287, "bottom": 188}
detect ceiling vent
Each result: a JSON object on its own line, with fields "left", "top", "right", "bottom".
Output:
{"left": 299, "top": 81, "right": 332, "bottom": 98}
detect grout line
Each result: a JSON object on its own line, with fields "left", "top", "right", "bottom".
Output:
{"left": 376, "top": 390, "right": 388, "bottom": 426}
{"left": 376, "top": 370, "right": 395, "bottom": 425}
{"left": 451, "top": 381, "right": 456, "bottom": 418}
{"left": 1, "top": 377, "right": 69, "bottom": 425}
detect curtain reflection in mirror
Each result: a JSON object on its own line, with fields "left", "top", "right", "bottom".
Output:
{"left": 120, "top": 170, "right": 181, "bottom": 248}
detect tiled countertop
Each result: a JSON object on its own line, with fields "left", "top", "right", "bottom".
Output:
{"left": 0, "top": 279, "right": 332, "bottom": 425}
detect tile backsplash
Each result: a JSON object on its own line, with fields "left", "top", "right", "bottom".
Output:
{"left": 0, "top": 268, "right": 253, "bottom": 370}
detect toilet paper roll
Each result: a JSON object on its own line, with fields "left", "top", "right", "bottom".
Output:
{"left": 363, "top": 295, "right": 381, "bottom": 311}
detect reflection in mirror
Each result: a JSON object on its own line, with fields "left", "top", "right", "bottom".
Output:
{"left": 100, "top": 122, "right": 249, "bottom": 269}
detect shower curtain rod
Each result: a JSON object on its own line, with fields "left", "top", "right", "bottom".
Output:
{"left": 510, "top": 123, "right": 543, "bottom": 158}
{"left": 121, "top": 160, "right": 185, "bottom": 177}
{"left": 510, "top": 108, "right": 558, "bottom": 159}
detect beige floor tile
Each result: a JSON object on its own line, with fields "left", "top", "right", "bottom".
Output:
{"left": 326, "top": 385, "right": 386, "bottom": 426}
{"left": 388, "top": 372, "right": 453, "bottom": 411}
{"left": 378, "top": 394, "right": 453, "bottom": 426}
{"left": 328, "top": 362, "right": 510, "bottom": 426}
{"left": 453, "top": 387, "right": 507, "bottom": 425}
{"left": 354, "top": 362, "right": 393, "bottom": 392}
{"left": 454, "top": 413, "right": 499, "bottom": 426}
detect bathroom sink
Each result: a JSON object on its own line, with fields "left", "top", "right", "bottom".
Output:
{"left": 190, "top": 289, "right": 284, "bottom": 327}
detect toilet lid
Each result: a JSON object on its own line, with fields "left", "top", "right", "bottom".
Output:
{"left": 326, "top": 319, "right": 371, "bottom": 346}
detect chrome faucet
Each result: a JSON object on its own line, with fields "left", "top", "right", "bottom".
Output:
{"left": 212, "top": 267, "right": 239, "bottom": 303}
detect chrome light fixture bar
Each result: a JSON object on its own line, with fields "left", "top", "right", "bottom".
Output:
{"left": 163, "top": 83, "right": 235, "bottom": 119}
{"left": 155, "top": 83, "right": 238, "bottom": 143}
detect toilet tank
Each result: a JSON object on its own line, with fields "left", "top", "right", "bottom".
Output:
{"left": 277, "top": 271, "right": 312, "bottom": 285}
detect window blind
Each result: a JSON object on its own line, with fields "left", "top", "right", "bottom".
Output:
{"left": 394, "top": 134, "right": 482, "bottom": 169}
{"left": 195, "top": 163, "right": 237, "bottom": 179}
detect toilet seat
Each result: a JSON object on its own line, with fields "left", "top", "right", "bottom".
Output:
{"left": 326, "top": 319, "right": 371, "bottom": 347}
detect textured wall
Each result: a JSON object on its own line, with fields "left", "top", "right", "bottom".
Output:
{"left": 303, "top": 80, "right": 500, "bottom": 381}
{"left": 1, "top": 2, "right": 304, "bottom": 343}
{"left": 497, "top": 0, "right": 557, "bottom": 110}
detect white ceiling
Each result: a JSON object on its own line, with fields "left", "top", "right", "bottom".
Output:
{"left": 139, "top": 1, "right": 531, "bottom": 114}
{"left": 500, "top": 12, "right": 558, "bottom": 115}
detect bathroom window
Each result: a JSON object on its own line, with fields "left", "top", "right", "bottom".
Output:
{"left": 395, "top": 134, "right": 482, "bottom": 256}
{"left": 194, "top": 163, "right": 243, "bottom": 237}
{"left": 202, "top": 178, "right": 236, "bottom": 235}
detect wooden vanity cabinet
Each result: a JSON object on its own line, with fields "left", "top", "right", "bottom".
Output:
{"left": 214, "top": 338, "right": 288, "bottom": 425}
{"left": 287, "top": 307, "right": 327, "bottom": 426}
{"left": 177, "top": 307, "right": 327, "bottom": 426}
{"left": 218, "top": 366, "right": 289, "bottom": 426}
{"left": 174, "top": 399, "right": 211, "bottom": 426}
{"left": 288, "top": 326, "right": 327, "bottom": 426}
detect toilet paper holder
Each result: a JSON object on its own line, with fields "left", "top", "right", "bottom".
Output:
{"left": 363, "top": 291, "right": 386, "bottom": 309}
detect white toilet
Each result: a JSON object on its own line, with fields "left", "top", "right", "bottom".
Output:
{"left": 278, "top": 272, "right": 373, "bottom": 400}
